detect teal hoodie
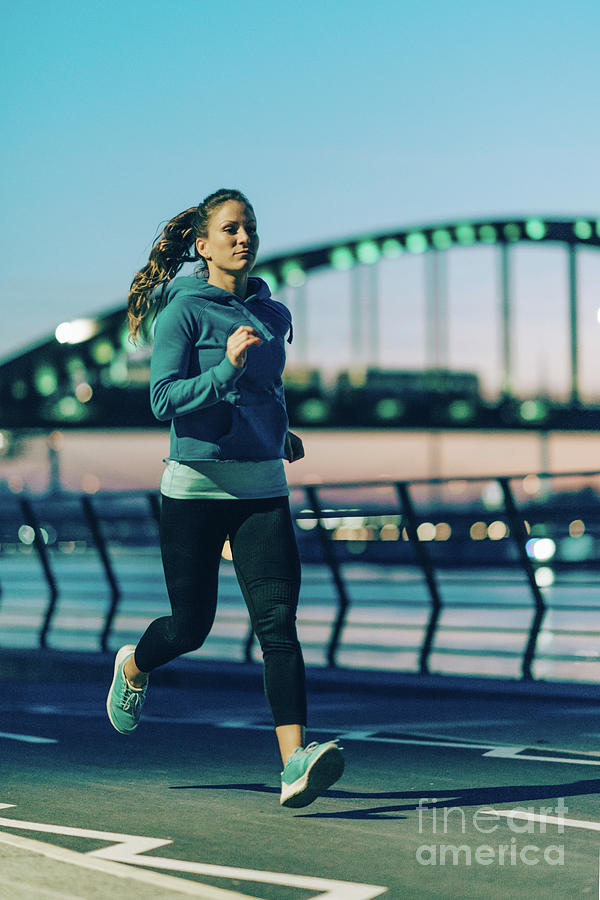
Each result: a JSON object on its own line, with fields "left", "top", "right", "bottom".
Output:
{"left": 150, "top": 275, "right": 293, "bottom": 462}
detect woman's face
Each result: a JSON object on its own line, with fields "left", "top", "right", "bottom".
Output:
{"left": 196, "top": 200, "right": 259, "bottom": 277}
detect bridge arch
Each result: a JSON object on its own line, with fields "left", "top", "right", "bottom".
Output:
{"left": 0, "top": 216, "right": 599, "bottom": 431}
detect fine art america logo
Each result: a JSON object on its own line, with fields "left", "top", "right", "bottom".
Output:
{"left": 415, "top": 798, "right": 566, "bottom": 867}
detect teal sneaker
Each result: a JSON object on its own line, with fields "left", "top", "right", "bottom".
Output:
{"left": 280, "top": 740, "right": 344, "bottom": 808}
{"left": 106, "top": 645, "right": 147, "bottom": 734}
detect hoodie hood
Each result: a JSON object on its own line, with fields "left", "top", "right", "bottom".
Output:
{"left": 163, "top": 275, "right": 272, "bottom": 306}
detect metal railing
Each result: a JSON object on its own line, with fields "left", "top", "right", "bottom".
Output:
{"left": 2, "top": 471, "right": 600, "bottom": 682}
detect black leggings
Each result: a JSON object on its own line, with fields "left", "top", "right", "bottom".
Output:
{"left": 134, "top": 494, "right": 306, "bottom": 727}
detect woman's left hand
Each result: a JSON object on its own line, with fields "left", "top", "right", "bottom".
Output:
{"left": 284, "top": 431, "right": 305, "bottom": 463}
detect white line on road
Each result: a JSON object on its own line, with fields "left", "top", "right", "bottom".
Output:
{"left": 479, "top": 809, "right": 600, "bottom": 833}
{"left": 17, "top": 703, "right": 600, "bottom": 766}
{"left": 0, "top": 731, "right": 57, "bottom": 744}
{"left": 0, "top": 805, "right": 388, "bottom": 900}
{"left": 0, "top": 829, "right": 251, "bottom": 899}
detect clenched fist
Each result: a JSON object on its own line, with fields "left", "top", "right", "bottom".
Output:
{"left": 227, "top": 326, "right": 261, "bottom": 368}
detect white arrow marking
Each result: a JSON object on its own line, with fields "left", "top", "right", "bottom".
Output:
{"left": 0, "top": 731, "right": 57, "bottom": 744}
{"left": 0, "top": 829, "right": 247, "bottom": 899}
{"left": 0, "top": 806, "right": 388, "bottom": 900}
{"left": 480, "top": 809, "right": 600, "bottom": 832}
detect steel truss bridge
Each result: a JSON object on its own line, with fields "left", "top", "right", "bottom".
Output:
{"left": 1, "top": 216, "right": 599, "bottom": 435}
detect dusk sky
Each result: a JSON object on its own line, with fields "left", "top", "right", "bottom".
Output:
{"left": 3, "top": 0, "right": 599, "bottom": 398}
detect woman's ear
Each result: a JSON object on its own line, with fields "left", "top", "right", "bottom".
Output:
{"left": 195, "top": 237, "right": 210, "bottom": 260}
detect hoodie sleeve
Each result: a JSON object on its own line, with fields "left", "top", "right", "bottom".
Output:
{"left": 150, "top": 298, "right": 244, "bottom": 421}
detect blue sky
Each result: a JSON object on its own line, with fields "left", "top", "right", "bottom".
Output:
{"left": 2, "top": 0, "right": 599, "bottom": 394}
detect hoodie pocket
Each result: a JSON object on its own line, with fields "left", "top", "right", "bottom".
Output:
{"left": 218, "top": 396, "right": 288, "bottom": 460}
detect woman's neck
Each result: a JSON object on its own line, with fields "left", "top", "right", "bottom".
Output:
{"left": 207, "top": 270, "right": 248, "bottom": 298}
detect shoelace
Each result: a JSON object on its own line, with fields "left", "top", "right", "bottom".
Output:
{"left": 298, "top": 739, "right": 343, "bottom": 755}
{"left": 120, "top": 684, "right": 145, "bottom": 714}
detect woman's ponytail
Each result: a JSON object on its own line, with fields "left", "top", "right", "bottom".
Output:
{"left": 127, "top": 206, "right": 199, "bottom": 341}
{"left": 127, "top": 189, "right": 253, "bottom": 342}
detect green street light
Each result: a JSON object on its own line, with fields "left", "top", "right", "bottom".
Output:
{"left": 330, "top": 246, "right": 355, "bottom": 270}
{"left": 281, "top": 260, "right": 306, "bottom": 287}
{"left": 574, "top": 220, "right": 592, "bottom": 240}
{"left": 356, "top": 240, "right": 380, "bottom": 264}
{"left": 254, "top": 269, "right": 278, "bottom": 289}
{"left": 479, "top": 225, "right": 497, "bottom": 244}
{"left": 381, "top": 238, "right": 403, "bottom": 258}
{"left": 406, "top": 232, "right": 428, "bottom": 253}
{"left": 432, "top": 229, "right": 452, "bottom": 249}
{"left": 525, "top": 218, "right": 546, "bottom": 240}
{"left": 35, "top": 365, "right": 58, "bottom": 396}
{"left": 455, "top": 224, "right": 476, "bottom": 245}
{"left": 503, "top": 223, "right": 521, "bottom": 242}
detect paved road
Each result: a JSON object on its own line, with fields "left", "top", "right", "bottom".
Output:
{"left": 2, "top": 652, "right": 600, "bottom": 898}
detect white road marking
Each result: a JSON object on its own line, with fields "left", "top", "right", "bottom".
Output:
{"left": 479, "top": 809, "right": 600, "bottom": 833}
{"left": 17, "top": 703, "right": 600, "bottom": 766}
{"left": 482, "top": 746, "right": 600, "bottom": 766}
{"left": 0, "top": 829, "right": 249, "bottom": 899}
{"left": 0, "top": 805, "right": 388, "bottom": 900}
{"left": 0, "top": 731, "right": 57, "bottom": 744}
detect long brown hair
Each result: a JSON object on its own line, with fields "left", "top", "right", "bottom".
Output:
{"left": 127, "top": 188, "right": 253, "bottom": 341}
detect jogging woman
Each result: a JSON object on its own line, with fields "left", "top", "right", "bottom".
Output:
{"left": 106, "top": 188, "right": 344, "bottom": 808}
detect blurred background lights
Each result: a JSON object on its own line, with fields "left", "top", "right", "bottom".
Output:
{"left": 482, "top": 481, "right": 503, "bottom": 509}
{"left": 478, "top": 224, "right": 497, "bottom": 243}
{"left": 569, "top": 519, "right": 585, "bottom": 538}
{"left": 455, "top": 223, "right": 476, "bottom": 245}
{"left": 470, "top": 521, "right": 487, "bottom": 541}
{"left": 35, "top": 365, "right": 58, "bottom": 396}
{"left": 525, "top": 218, "right": 547, "bottom": 240}
{"left": 375, "top": 397, "right": 405, "bottom": 420}
{"left": 18, "top": 524, "right": 36, "bottom": 545}
{"left": 381, "top": 238, "right": 403, "bottom": 258}
{"left": 431, "top": 228, "right": 452, "bottom": 249}
{"left": 75, "top": 382, "right": 93, "bottom": 403}
{"left": 281, "top": 260, "right": 306, "bottom": 286}
{"left": 535, "top": 567, "right": 555, "bottom": 588}
{"left": 81, "top": 474, "right": 101, "bottom": 493}
{"left": 503, "top": 223, "right": 521, "bottom": 242}
{"left": 296, "top": 398, "right": 329, "bottom": 423}
{"left": 330, "top": 246, "right": 354, "bottom": 270}
{"left": 435, "top": 522, "right": 452, "bottom": 541}
{"left": 91, "top": 339, "right": 115, "bottom": 365}
{"left": 56, "top": 397, "right": 81, "bottom": 419}
{"left": 520, "top": 399, "right": 547, "bottom": 422}
{"left": 417, "top": 522, "right": 436, "bottom": 541}
{"left": 526, "top": 537, "right": 556, "bottom": 561}
{"left": 488, "top": 520, "right": 508, "bottom": 541}
{"left": 356, "top": 240, "right": 380, "bottom": 264}
{"left": 297, "top": 517, "right": 318, "bottom": 531}
{"left": 380, "top": 523, "right": 400, "bottom": 541}
{"left": 406, "top": 232, "right": 428, "bottom": 253}
{"left": 253, "top": 269, "right": 278, "bottom": 290}
{"left": 55, "top": 318, "right": 98, "bottom": 344}
{"left": 448, "top": 399, "right": 474, "bottom": 422}
{"left": 574, "top": 219, "right": 592, "bottom": 240}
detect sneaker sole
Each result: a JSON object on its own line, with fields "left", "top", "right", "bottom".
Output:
{"left": 106, "top": 644, "right": 137, "bottom": 734}
{"left": 281, "top": 744, "right": 345, "bottom": 808}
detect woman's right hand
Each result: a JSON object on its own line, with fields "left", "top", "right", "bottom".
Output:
{"left": 226, "top": 326, "right": 261, "bottom": 368}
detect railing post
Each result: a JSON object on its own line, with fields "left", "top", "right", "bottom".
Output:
{"left": 395, "top": 482, "right": 443, "bottom": 675}
{"left": 498, "top": 477, "right": 546, "bottom": 680}
{"left": 20, "top": 497, "right": 59, "bottom": 649}
{"left": 81, "top": 496, "right": 121, "bottom": 653}
{"left": 304, "top": 485, "right": 351, "bottom": 667}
